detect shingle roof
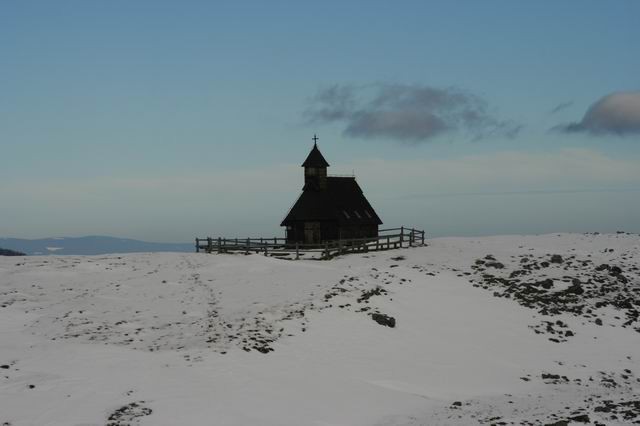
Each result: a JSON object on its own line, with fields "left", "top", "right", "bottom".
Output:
{"left": 281, "top": 177, "right": 383, "bottom": 226}
{"left": 301, "top": 144, "right": 330, "bottom": 168}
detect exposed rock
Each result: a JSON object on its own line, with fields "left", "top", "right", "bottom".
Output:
{"left": 610, "top": 266, "right": 623, "bottom": 276}
{"left": 106, "top": 401, "right": 153, "bottom": 426}
{"left": 357, "top": 287, "right": 387, "bottom": 303}
{"left": 550, "top": 254, "right": 563, "bottom": 264}
{"left": 544, "top": 421, "right": 568, "bottom": 426}
{"left": 566, "top": 280, "right": 584, "bottom": 295}
{"left": 569, "top": 414, "right": 590, "bottom": 423}
{"left": 371, "top": 313, "right": 396, "bottom": 328}
{"left": 542, "top": 373, "right": 561, "bottom": 380}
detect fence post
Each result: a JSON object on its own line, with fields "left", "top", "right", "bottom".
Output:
{"left": 387, "top": 236, "right": 390, "bottom": 250}
{"left": 400, "top": 226, "right": 404, "bottom": 248}
{"left": 207, "top": 237, "right": 212, "bottom": 253}
{"left": 295, "top": 242, "right": 299, "bottom": 260}
{"left": 217, "top": 237, "right": 221, "bottom": 253}
{"left": 409, "top": 229, "right": 413, "bottom": 247}
{"left": 196, "top": 238, "right": 200, "bottom": 253}
{"left": 422, "top": 231, "right": 425, "bottom": 245}
{"left": 245, "top": 238, "right": 250, "bottom": 255}
{"left": 324, "top": 241, "right": 329, "bottom": 259}
{"left": 264, "top": 241, "right": 268, "bottom": 257}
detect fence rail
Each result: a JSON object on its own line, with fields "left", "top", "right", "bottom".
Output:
{"left": 195, "top": 226, "right": 425, "bottom": 260}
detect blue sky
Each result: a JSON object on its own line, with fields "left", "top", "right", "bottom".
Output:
{"left": 1, "top": 1, "right": 639, "bottom": 242}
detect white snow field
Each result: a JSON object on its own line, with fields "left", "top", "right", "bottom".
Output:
{"left": 1, "top": 233, "right": 639, "bottom": 426}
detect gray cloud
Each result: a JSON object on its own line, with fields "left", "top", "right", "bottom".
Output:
{"left": 555, "top": 91, "right": 640, "bottom": 135}
{"left": 305, "top": 83, "right": 521, "bottom": 143}
{"left": 550, "top": 101, "right": 574, "bottom": 114}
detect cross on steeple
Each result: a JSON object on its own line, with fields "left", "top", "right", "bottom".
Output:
{"left": 312, "top": 134, "right": 319, "bottom": 145}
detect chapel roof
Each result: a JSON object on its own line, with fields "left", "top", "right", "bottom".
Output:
{"left": 281, "top": 176, "right": 382, "bottom": 226}
{"left": 301, "top": 143, "right": 330, "bottom": 168}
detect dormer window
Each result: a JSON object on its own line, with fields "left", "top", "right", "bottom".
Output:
{"left": 353, "top": 210, "right": 362, "bottom": 219}
{"left": 343, "top": 210, "right": 351, "bottom": 219}
{"left": 364, "top": 210, "right": 372, "bottom": 219}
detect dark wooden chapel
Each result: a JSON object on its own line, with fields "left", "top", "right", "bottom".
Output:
{"left": 281, "top": 137, "right": 383, "bottom": 244}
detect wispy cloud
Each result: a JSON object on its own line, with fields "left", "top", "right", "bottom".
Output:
{"left": 396, "top": 187, "right": 640, "bottom": 201}
{"left": 553, "top": 91, "right": 640, "bottom": 135}
{"left": 305, "top": 83, "right": 522, "bottom": 143}
{"left": 550, "top": 101, "right": 574, "bottom": 114}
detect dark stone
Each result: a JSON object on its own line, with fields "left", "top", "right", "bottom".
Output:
{"left": 254, "top": 346, "right": 272, "bottom": 354}
{"left": 451, "top": 401, "right": 462, "bottom": 407}
{"left": 595, "top": 263, "right": 610, "bottom": 271}
{"left": 566, "top": 279, "right": 584, "bottom": 295}
{"left": 0, "top": 365, "right": 9, "bottom": 369}
{"left": 106, "top": 401, "right": 152, "bottom": 426}
{"left": 550, "top": 254, "right": 563, "bottom": 264}
{"left": 371, "top": 313, "right": 396, "bottom": 328}
{"left": 539, "top": 279, "right": 554, "bottom": 289}
{"left": 609, "top": 266, "right": 622, "bottom": 275}
{"left": 569, "top": 414, "right": 590, "bottom": 423}
{"left": 545, "top": 421, "right": 569, "bottom": 426}
{"left": 594, "top": 404, "right": 614, "bottom": 413}
{"left": 595, "top": 318, "right": 603, "bottom": 326}
{"left": 358, "top": 287, "right": 386, "bottom": 303}
{"left": 541, "top": 373, "right": 561, "bottom": 380}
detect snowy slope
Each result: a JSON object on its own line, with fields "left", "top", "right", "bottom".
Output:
{"left": 1, "top": 233, "right": 639, "bottom": 425}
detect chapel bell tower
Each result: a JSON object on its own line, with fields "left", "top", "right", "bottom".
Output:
{"left": 301, "top": 134, "right": 329, "bottom": 191}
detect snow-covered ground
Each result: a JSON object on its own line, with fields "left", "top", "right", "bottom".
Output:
{"left": 1, "top": 233, "right": 639, "bottom": 426}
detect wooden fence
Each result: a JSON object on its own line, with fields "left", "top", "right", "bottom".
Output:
{"left": 195, "top": 226, "right": 425, "bottom": 260}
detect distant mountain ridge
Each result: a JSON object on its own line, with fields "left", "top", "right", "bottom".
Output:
{"left": 0, "top": 236, "right": 194, "bottom": 255}
{"left": 0, "top": 247, "right": 26, "bottom": 256}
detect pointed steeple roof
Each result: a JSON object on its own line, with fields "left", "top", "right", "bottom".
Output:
{"left": 302, "top": 140, "right": 330, "bottom": 168}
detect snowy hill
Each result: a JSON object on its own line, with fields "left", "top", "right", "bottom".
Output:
{"left": 0, "top": 233, "right": 639, "bottom": 425}
{"left": 0, "top": 236, "right": 193, "bottom": 256}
